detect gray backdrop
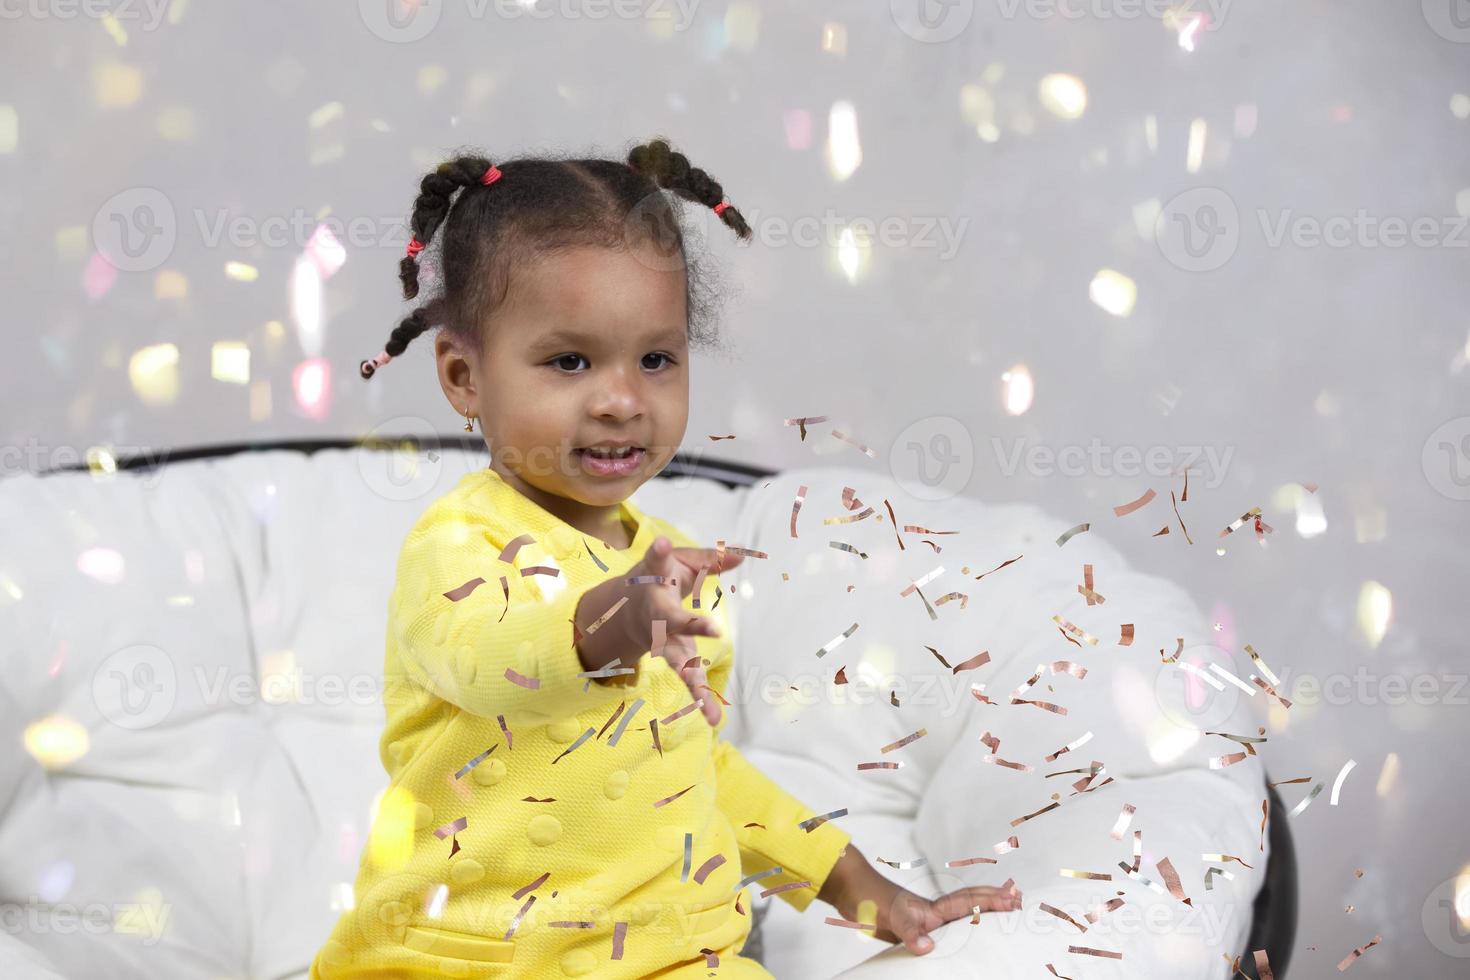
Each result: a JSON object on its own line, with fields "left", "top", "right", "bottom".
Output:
{"left": 3, "top": 0, "right": 1468, "bottom": 976}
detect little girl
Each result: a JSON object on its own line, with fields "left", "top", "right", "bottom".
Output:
{"left": 310, "top": 139, "right": 1018, "bottom": 978}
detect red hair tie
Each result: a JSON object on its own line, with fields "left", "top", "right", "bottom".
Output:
{"left": 713, "top": 201, "right": 730, "bottom": 216}
{"left": 481, "top": 164, "right": 503, "bottom": 185}
{"left": 405, "top": 236, "right": 426, "bottom": 259}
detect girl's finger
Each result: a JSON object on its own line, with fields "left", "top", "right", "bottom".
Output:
{"left": 931, "top": 886, "right": 1022, "bottom": 922}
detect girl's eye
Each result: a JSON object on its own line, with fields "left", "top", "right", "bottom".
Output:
{"left": 642, "top": 352, "right": 676, "bottom": 370}
{"left": 550, "top": 354, "right": 588, "bottom": 372}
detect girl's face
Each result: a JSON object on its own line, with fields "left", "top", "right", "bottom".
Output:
{"left": 436, "top": 244, "right": 691, "bottom": 543}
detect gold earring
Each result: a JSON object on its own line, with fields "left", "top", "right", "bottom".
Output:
{"left": 463, "top": 408, "right": 475, "bottom": 432}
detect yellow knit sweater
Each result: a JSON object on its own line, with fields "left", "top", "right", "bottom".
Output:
{"left": 310, "top": 467, "right": 851, "bottom": 978}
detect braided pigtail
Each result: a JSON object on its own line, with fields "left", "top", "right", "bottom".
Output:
{"left": 627, "top": 139, "right": 752, "bottom": 241}
{"left": 363, "top": 157, "right": 504, "bottom": 380}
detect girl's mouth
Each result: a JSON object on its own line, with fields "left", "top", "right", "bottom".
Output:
{"left": 573, "top": 446, "right": 645, "bottom": 477}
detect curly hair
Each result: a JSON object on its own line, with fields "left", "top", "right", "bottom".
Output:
{"left": 359, "top": 137, "right": 752, "bottom": 380}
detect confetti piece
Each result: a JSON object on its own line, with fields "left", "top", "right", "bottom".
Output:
{"left": 434, "top": 816, "right": 468, "bottom": 839}
{"left": 983, "top": 754, "right": 1034, "bottom": 774}
{"left": 1045, "top": 731, "right": 1094, "bottom": 763}
{"left": 1079, "top": 564, "right": 1105, "bottom": 605}
{"left": 623, "top": 574, "right": 674, "bottom": 586}
{"left": 653, "top": 784, "right": 697, "bottom": 809}
{"left": 1243, "top": 644, "right": 1281, "bottom": 686}
{"left": 857, "top": 761, "right": 904, "bottom": 771}
{"left": 880, "top": 498, "right": 907, "bottom": 551}
{"left": 1109, "top": 803, "right": 1137, "bottom": 840}
{"left": 946, "top": 855, "right": 999, "bottom": 867}
{"left": 1152, "top": 524, "right": 1171, "bottom": 537}
{"left": 1251, "top": 674, "right": 1294, "bottom": 708}
{"left": 875, "top": 855, "right": 928, "bottom": 869}
{"left": 1056, "top": 523, "right": 1090, "bottom": 547}
{"left": 550, "top": 727, "right": 597, "bottom": 764}
{"left": 904, "top": 524, "right": 959, "bottom": 535}
{"left": 1059, "top": 868, "right": 1112, "bottom": 881}
{"left": 497, "top": 714, "right": 513, "bottom": 749}
{"left": 1010, "top": 802, "right": 1060, "bottom": 827}
{"left": 952, "top": 650, "right": 991, "bottom": 673}
{"left": 816, "top": 622, "right": 860, "bottom": 658}
{"left": 1170, "top": 490, "right": 1194, "bottom": 543}
{"left": 680, "top": 832, "right": 693, "bottom": 882}
{"left": 1253, "top": 949, "right": 1275, "bottom": 980}
{"left": 824, "top": 915, "right": 877, "bottom": 932}
{"left": 1053, "top": 615, "right": 1101, "bottom": 646}
{"left": 1068, "top": 945, "right": 1122, "bottom": 960}
{"left": 1210, "top": 751, "right": 1249, "bottom": 770}
{"left": 830, "top": 428, "right": 878, "bottom": 458}
{"left": 1041, "top": 902, "right": 1089, "bottom": 932}
{"left": 498, "top": 533, "right": 536, "bottom": 564}
{"left": 1161, "top": 638, "right": 1184, "bottom": 663}
{"left": 1329, "top": 759, "right": 1357, "bottom": 805}
{"left": 1203, "top": 853, "right": 1255, "bottom": 869}
{"left": 974, "top": 555, "right": 1023, "bottom": 581}
{"left": 761, "top": 880, "right": 814, "bottom": 898}
{"left": 979, "top": 731, "right": 1000, "bottom": 752}
{"left": 790, "top": 485, "right": 806, "bottom": 538}
{"left": 1288, "top": 783, "right": 1324, "bottom": 817}
{"left": 693, "top": 852, "right": 729, "bottom": 887}
{"left": 1157, "top": 857, "right": 1193, "bottom": 905}
{"left": 519, "top": 565, "right": 559, "bottom": 579}
{"left": 512, "top": 872, "right": 549, "bottom": 899}
{"left": 504, "top": 667, "right": 540, "bottom": 690}
{"left": 934, "top": 591, "right": 968, "bottom": 609}
{"left": 1050, "top": 661, "right": 1088, "bottom": 679}
{"left": 454, "top": 745, "right": 496, "bottom": 780}
{"left": 829, "top": 541, "right": 868, "bottom": 559}
{"left": 1117, "top": 862, "right": 1167, "bottom": 895}
{"left": 707, "top": 433, "right": 736, "bottom": 441}
{"left": 580, "top": 595, "right": 629, "bottom": 637}
{"left": 993, "top": 835, "right": 1021, "bottom": 855}
{"left": 1219, "top": 507, "right": 1262, "bottom": 538}
{"left": 734, "top": 867, "right": 784, "bottom": 893}
{"left": 606, "top": 698, "right": 644, "bottom": 747}
{"left": 1336, "top": 934, "right": 1382, "bottom": 971}
{"left": 899, "top": 565, "right": 945, "bottom": 597}
{"left": 715, "top": 540, "right": 768, "bottom": 559}
{"left": 581, "top": 538, "right": 609, "bottom": 571}
{"left": 1113, "top": 488, "right": 1157, "bottom": 517}
{"left": 783, "top": 415, "right": 829, "bottom": 440}
{"left": 504, "top": 895, "right": 535, "bottom": 939}
{"left": 1046, "top": 966, "right": 1076, "bottom": 979}
{"left": 799, "top": 808, "right": 848, "bottom": 831}
{"left": 822, "top": 507, "right": 875, "bottom": 525}
{"left": 1119, "top": 623, "right": 1135, "bottom": 646}
{"left": 1203, "top": 867, "right": 1235, "bottom": 890}
{"left": 443, "top": 577, "right": 486, "bottom": 601}
{"left": 880, "top": 729, "right": 928, "bottom": 754}
{"left": 1085, "top": 898, "right": 1126, "bottom": 924}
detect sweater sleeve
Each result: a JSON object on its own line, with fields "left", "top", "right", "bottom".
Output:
{"left": 709, "top": 737, "right": 853, "bottom": 913}
{"left": 701, "top": 635, "right": 851, "bottom": 914}
{"left": 392, "top": 513, "right": 642, "bottom": 726}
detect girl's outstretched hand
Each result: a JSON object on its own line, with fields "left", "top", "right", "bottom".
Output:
{"left": 628, "top": 535, "right": 741, "bottom": 726}
{"left": 574, "top": 535, "right": 742, "bottom": 727}
{"left": 819, "top": 844, "right": 1023, "bottom": 955}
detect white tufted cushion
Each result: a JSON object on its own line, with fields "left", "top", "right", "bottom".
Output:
{"left": 0, "top": 450, "right": 1265, "bottom": 979}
